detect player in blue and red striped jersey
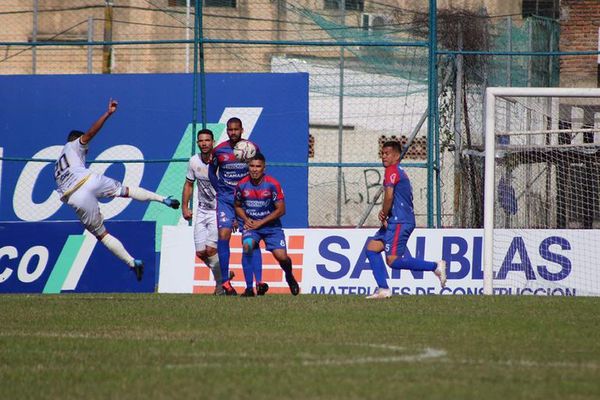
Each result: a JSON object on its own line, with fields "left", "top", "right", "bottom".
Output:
{"left": 233, "top": 152, "right": 300, "bottom": 297}
{"left": 364, "top": 141, "right": 447, "bottom": 299}
{"left": 209, "top": 117, "right": 259, "bottom": 295}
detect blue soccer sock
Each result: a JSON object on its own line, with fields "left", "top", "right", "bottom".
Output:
{"left": 252, "top": 247, "right": 263, "bottom": 283}
{"left": 241, "top": 251, "right": 254, "bottom": 289}
{"left": 217, "top": 239, "right": 230, "bottom": 284}
{"left": 366, "top": 249, "right": 389, "bottom": 289}
{"left": 390, "top": 256, "right": 436, "bottom": 271}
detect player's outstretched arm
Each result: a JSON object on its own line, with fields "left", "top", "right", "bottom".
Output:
{"left": 80, "top": 98, "right": 118, "bottom": 145}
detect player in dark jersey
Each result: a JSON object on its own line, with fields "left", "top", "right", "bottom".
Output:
{"left": 208, "top": 117, "right": 259, "bottom": 295}
{"left": 365, "top": 141, "right": 447, "bottom": 299}
{"left": 233, "top": 153, "right": 299, "bottom": 296}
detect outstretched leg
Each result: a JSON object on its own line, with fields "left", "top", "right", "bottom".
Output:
{"left": 388, "top": 255, "right": 447, "bottom": 288}
{"left": 98, "top": 231, "right": 143, "bottom": 281}
{"left": 123, "top": 186, "right": 180, "bottom": 209}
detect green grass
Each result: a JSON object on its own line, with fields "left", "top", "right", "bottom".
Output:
{"left": 1, "top": 294, "right": 599, "bottom": 399}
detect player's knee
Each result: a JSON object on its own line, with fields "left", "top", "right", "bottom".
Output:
{"left": 196, "top": 250, "right": 208, "bottom": 260}
{"left": 386, "top": 255, "right": 397, "bottom": 266}
{"left": 366, "top": 239, "right": 383, "bottom": 252}
{"left": 242, "top": 238, "right": 254, "bottom": 255}
{"left": 218, "top": 229, "right": 232, "bottom": 240}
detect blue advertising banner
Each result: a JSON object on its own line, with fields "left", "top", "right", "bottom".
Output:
{"left": 0, "top": 221, "right": 156, "bottom": 293}
{"left": 0, "top": 73, "right": 309, "bottom": 229}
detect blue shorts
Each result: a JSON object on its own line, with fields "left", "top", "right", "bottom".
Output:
{"left": 216, "top": 198, "right": 240, "bottom": 230}
{"left": 242, "top": 226, "right": 287, "bottom": 252}
{"left": 371, "top": 222, "right": 414, "bottom": 257}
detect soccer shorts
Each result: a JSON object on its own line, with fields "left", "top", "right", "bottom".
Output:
{"left": 216, "top": 197, "right": 241, "bottom": 230}
{"left": 194, "top": 207, "right": 218, "bottom": 251}
{"left": 64, "top": 173, "right": 122, "bottom": 236}
{"left": 372, "top": 222, "right": 415, "bottom": 257}
{"left": 242, "top": 226, "right": 287, "bottom": 252}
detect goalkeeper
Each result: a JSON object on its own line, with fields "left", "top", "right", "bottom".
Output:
{"left": 54, "top": 99, "right": 180, "bottom": 282}
{"left": 365, "top": 141, "right": 447, "bottom": 299}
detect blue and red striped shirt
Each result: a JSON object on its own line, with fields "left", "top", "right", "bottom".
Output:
{"left": 384, "top": 163, "right": 415, "bottom": 225}
{"left": 209, "top": 140, "right": 259, "bottom": 202}
{"left": 234, "top": 174, "right": 284, "bottom": 228}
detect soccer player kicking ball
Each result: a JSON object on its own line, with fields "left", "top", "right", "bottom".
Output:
{"left": 54, "top": 99, "right": 180, "bottom": 281}
{"left": 182, "top": 129, "right": 230, "bottom": 295}
{"left": 209, "top": 117, "right": 259, "bottom": 295}
{"left": 233, "top": 153, "right": 300, "bottom": 297}
{"left": 365, "top": 141, "right": 446, "bottom": 299}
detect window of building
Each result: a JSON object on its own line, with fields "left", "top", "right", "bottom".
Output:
{"left": 168, "top": 0, "right": 236, "bottom": 7}
{"left": 522, "top": 0, "right": 559, "bottom": 19}
{"left": 205, "top": 0, "right": 236, "bottom": 6}
{"left": 324, "top": 0, "right": 364, "bottom": 11}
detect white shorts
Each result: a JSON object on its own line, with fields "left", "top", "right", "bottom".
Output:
{"left": 194, "top": 207, "right": 218, "bottom": 252}
{"left": 65, "top": 173, "right": 122, "bottom": 236}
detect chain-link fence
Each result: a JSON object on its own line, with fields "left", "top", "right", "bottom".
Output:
{"left": 1, "top": 1, "right": 590, "bottom": 228}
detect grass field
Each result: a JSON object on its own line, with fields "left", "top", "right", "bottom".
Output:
{"left": 1, "top": 294, "right": 599, "bottom": 400}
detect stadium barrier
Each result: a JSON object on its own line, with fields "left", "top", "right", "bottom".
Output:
{"left": 159, "top": 227, "right": 593, "bottom": 296}
{"left": 0, "top": 221, "right": 156, "bottom": 293}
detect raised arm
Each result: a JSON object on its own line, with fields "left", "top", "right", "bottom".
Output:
{"left": 80, "top": 99, "right": 118, "bottom": 145}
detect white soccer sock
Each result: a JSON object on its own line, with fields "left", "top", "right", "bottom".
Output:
{"left": 126, "top": 186, "right": 164, "bottom": 203}
{"left": 101, "top": 234, "right": 135, "bottom": 267}
{"left": 206, "top": 253, "right": 222, "bottom": 282}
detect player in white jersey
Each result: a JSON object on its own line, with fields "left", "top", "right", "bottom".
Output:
{"left": 54, "top": 99, "right": 180, "bottom": 281}
{"left": 181, "top": 129, "right": 230, "bottom": 295}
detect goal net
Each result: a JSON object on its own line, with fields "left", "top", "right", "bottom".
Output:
{"left": 483, "top": 87, "right": 600, "bottom": 296}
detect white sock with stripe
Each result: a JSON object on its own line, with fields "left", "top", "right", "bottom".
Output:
{"left": 126, "top": 186, "right": 164, "bottom": 202}
{"left": 101, "top": 234, "right": 135, "bottom": 267}
{"left": 206, "top": 253, "right": 222, "bottom": 283}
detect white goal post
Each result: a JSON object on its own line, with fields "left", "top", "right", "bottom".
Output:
{"left": 484, "top": 87, "right": 600, "bottom": 296}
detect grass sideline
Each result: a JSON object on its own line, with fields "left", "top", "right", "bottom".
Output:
{"left": 0, "top": 294, "right": 599, "bottom": 399}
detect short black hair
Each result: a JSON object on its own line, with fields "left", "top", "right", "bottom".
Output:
{"left": 67, "top": 130, "right": 85, "bottom": 142}
{"left": 197, "top": 128, "right": 214, "bottom": 139}
{"left": 248, "top": 152, "right": 265, "bottom": 163}
{"left": 227, "top": 117, "right": 243, "bottom": 127}
{"left": 382, "top": 140, "right": 402, "bottom": 153}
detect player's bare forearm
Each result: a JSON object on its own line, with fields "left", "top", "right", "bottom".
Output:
{"left": 379, "top": 187, "right": 393, "bottom": 222}
{"left": 236, "top": 211, "right": 254, "bottom": 231}
{"left": 81, "top": 99, "right": 118, "bottom": 144}
{"left": 181, "top": 180, "right": 193, "bottom": 220}
{"left": 234, "top": 203, "right": 249, "bottom": 223}
{"left": 256, "top": 202, "right": 285, "bottom": 228}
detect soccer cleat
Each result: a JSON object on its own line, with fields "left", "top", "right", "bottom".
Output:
{"left": 256, "top": 282, "right": 269, "bottom": 296}
{"left": 435, "top": 260, "right": 447, "bottom": 288}
{"left": 285, "top": 272, "right": 300, "bottom": 296}
{"left": 365, "top": 287, "right": 392, "bottom": 299}
{"left": 132, "top": 259, "right": 144, "bottom": 282}
{"left": 240, "top": 288, "right": 255, "bottom": 297}
{"left": 162, "top": 196, "right": 180, "bottom": 209}
{"left": 222, "top": 279, "right": 237, "bottom": 296}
